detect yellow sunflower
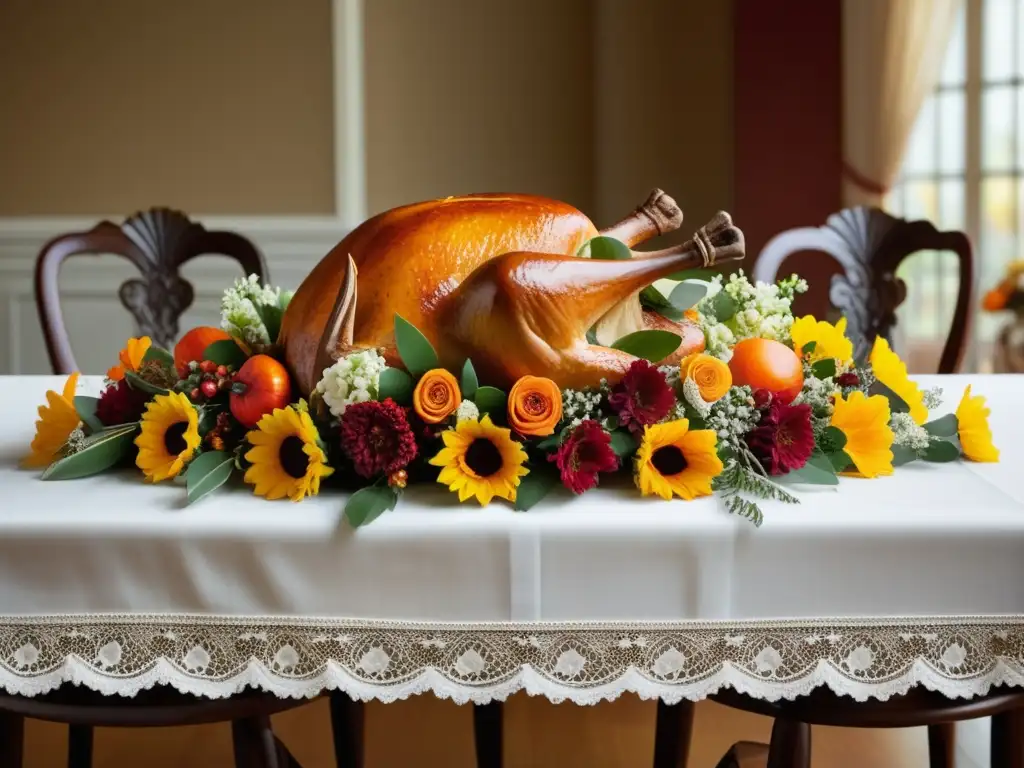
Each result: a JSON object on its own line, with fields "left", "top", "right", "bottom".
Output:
{"left": 22, "top": 372, "right": 82, "bottom": 468}
{"left": 790, "top": 315, "right": 853, "bottom": 366}
{"left": 830, "top": 390, "right": 894, "bottom": 478}
{"left": 634, "top": 419, "right": 723, "bottom": 501}
{"left": 429, "top": 414, "right": 529, "bottom": 505}
{"left": 107, "top": 336, "right": 151, "bottom": 382}
{"left": 135, "top": 392, "right": 201, "bottom": 482}
{"left": 244, "top": 407, "right": 334, "bottom": 501}
{"left": 868, "top": 337, "right": 927, "bottom": 425}
{"left": 956, "top": 385, "right": 999, "bottom": 462}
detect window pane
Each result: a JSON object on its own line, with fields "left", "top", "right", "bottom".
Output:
{"left": 904, "top": 180, "right": 940, "bottom": 222}
{"left": 937, "top": 89, "right": 965, "bottom": 173}
{"left": 940, "top": 7, "right": 967, "bottom": 86}
{"left": 903, "top": 98, "right": 937, "bottom": 175}
{"left": 981, "top": 176, "right": 1018, "bottom": 291}
{"left": 982, "top": 85, "right": 1016, "bottom": 171}
{"left": 1018, "top": 84, "right": 1024, "bottom": 167}
{"left": 939, "top": 178, "right": 966, "bottom": 230}
{"left": 984, "top": 0, "right": 1016, "bottom": 82}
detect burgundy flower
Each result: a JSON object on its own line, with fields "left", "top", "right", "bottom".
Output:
{"left": 340, "top": 399, "right": 418, "bottom": 479}
{"left": 751, "top": 388, "right": 773, "bottom": 410}
{"left": 746, "top": 400, "right": 815, "bottom": 476}
{"left": 607, "top": 360, "right": 675, "bottom": 434}
{"left": 836, "top": 372, "right": 860, "bottom": 388}
{"left": 549, "top": 419, "right": 619, "bottom": 494}
{"left": 96, "top": 378, "right": 149, "bottom": 426}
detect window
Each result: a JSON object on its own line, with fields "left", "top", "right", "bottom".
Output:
{"left": 887, "top": 0, "right": 1023, "bottom": 372}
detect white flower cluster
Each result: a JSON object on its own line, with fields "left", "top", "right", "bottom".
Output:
{"left": 220, "top": 274, "right": 293, "bottom": 349}
{"left": 682, "top": 377, "right": 713, "bottom": 418}
{"left": 705, "top": 385, "right": 759, "bottom": 454}
{"left": 455, "top": 399, "right": 480, "bottom": 422}
{"left": 890, "top": 412, "right": 931, "bottom": 451}
{"left": 922, "top": 386, "right": 943, "bottom": 411}
{"left": 315, "top": 349, "right": 387, "bottom": 417}
{"left": 559, "top": 383, "right": 609, "bottom": 429}
{"left": 794, "top": 375, "right": 839, "bottom": 416}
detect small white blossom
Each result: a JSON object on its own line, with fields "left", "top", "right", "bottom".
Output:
{"left": 891, "top": 412, "right": 930, "bottom": 451}
{"left": 315, "top": 350, "right": 388, "bottom": 417}
{"left": 455, "top": 399, "right": 479, "bottom": 422}
{"left": 682, "top": 378, "right": 713, "bottom": 418}
{"left": 220, "top": 274, "right": 293, "bottom": 349}
{"left": 705, "top": 385, "right": 759, "bottom": 453}
{"left": 922, "top": 387, "right": 943, "bottom": 411}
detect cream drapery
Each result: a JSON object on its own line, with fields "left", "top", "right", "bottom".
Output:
{"left": 842, "top": 0, "right": 964, "bottom": 207}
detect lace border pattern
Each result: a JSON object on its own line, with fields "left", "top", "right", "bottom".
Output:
{"left": 1, "top": 615, "right": 1023, "bottom": 705}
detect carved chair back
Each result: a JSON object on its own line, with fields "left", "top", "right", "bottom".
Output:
{"left": 35, "top": 208, "right": 269, "bottom": 374}
{"left": 752, "top": 207, "right": 973, "bottom": 373}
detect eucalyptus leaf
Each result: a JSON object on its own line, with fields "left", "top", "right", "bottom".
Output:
{"left": 514, "top": 470, "right": 559, "bottom": 511}
{"left": 474, "top": 386, "right": 507, "bottom": 418}
{"left": 711, "top": 291, "right": 737, "bottom": 323}
{"left": 668, "top": 281, "right": 708, "bottom": 311}
{"left": 345, "top": 485, "right": 400, "bottom": 528}
{"left": 870, "top": 381, "right": 910, "bottom": 415}
{"left": 891, "top": 444, "right": 919, "bottom": 466}
{"left": 665, "top": 268, "right": 717, "bottom": 282}
{"left": 394, "top": 314, "right": 439, "bottom": 376}
{"left": 822, "top": 426, "right": 847, "bottom": 451}
{"left": 252, "top": 301, "right": 285, "bottom": 346}
{"left": 802, "top": 341, "right": 817, "bottom": 354}
{"left": 460, "top": 359, "right": 479, "bottom": 399}
{"left": 639, "top": 287, "right": 683, "bottom": 321}
{"left": 185, "top": 450, "right": 235, "bottom": 505}
{"left": 827, "top": 449, "right": 852, "bottom": 473}
{"left": 782, "top": 454, "right": 839, "bottom": 485}
{"left": 811, "top": 359, "right": 837, "bottom": 379}
{"left": 580, "top": 236, "right": 631, "bottom": 261}
{"left": 124, "top": 371, "right": 169, "bottom": 396}
{"left": 922, "top": 438, "right": 960, "bottom": 463}
{"left": 142, "top": 345, "right": 175, "bottom": 370}
{"left": 924, "top": 413, "right": 958, "bottom": 438}
{"left": 378, "top": 367, "right": 414, "bottom": 405}
{"left": 203, "top": 339, "right": 248, "bottom": 369}
{"left": 41, "top": 423, "right": 138, "bottom": 481}
{"left": 609, "top": 330, "right": 681, "bottom": 362}
{"left": 73, "top": 396, "right": 105, "bottom": 433}
{"left": 609, "top": 430, "right": 638, "bottom": 459}
{"left": 536, "top": 433, "right": 563, "bottom": 451}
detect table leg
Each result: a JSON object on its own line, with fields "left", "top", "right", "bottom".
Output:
{"left": 0, "top": 709, "right": 23, "bottom": 768}
{"left": 67, "top": 724, "right": 93, "bottom": 768}
{"left": 927, "top": 722, "right": 955, "bottom": 768}
{"left": 991, "top": 707, "right": 1024, "bottom": 768}
{"left": 231, "top": 716, "right": 281, "bottom": 768}
{"left": 473, "top": 701, "right": 504, "bottom": 768}
{"left": 766, "top": 719, "right": 810, "bottom": 768}
{"left": 329, "top": 692, "right": 365, "bottom": 768}
{"left": 653, "top": 700, "right": 695, "bottom": 768}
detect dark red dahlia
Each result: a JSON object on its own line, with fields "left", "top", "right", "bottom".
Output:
{"left": 96, "top": 378, "right": 150, "bottom": 426}
{"left": 751, "top": 388, "right": 773, "bottom": 410}
{"left": 340, "top": 398, "right": 418, "bottom": 479}
{"left": 836, "top": 372, "right": 860, "bottom": 388}
{"left": 745, "top": 400, "right": 814, "bottom": 476}
{"left": 549, "top": 419, "right": 619, "bottom": 494}
{"left": 607, "top": 360, "right": 675, "bottom": 434}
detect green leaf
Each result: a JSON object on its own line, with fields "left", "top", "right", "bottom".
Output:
{"left": 185, "top": 450, "right": 235, "bottom": 505}
{"left": 474, "top": 386, "right": 507, "bottom": 417}
{"left": 378, "top": 367, "right": 414, "bottom": 405}
{"left": 585, "top": 327, "right": 599, "bottom": 344}
{"left": 609, "top": 330, "right": 682, "bottom": 362}
{"left": 394, "top": 314, "right": 439, "bottom": 376}
{"left": 668, "top": 281, "right": 708, "bottom": 311}
{"left": 203, "top": 339, "right": 248, "bottom": 369}
{"left": 802, "top": 341, "right": 817, "bottom": 355}
{"left": 711, "top": 291, "right": 737, "bottom": 323}
{"left": 922, "top": 438, "right": 960, "bottom": 463}
{"left": 639, "top": 286, "right": 683, "bottom": 320}
{"left": 41, "top": 423, "right": 138, "bottom": 480}
{"left": 536, "top": 433, "right": 563, "bottom": 451}
{"left": 124, "top": 371, "right": 169, "bottom": 396}
{"left": 514, "top": 469, "right": 559, "bottom": 511}
{"left": 782, "top": 453, "right": 839, "bottom": 485}
{"left": 142, "top": 345, "right": 175, "bottom": 369}
{"left": 580, "top": 236, "right": 631, "bottom": 261}
{"left": 460, "top": 359, "right": 479, "bottom": 399}
{"left": 822, "top": 425, "right": 847, "bottom": 451}
{"left": 870, "top": 381, "right": 910, "bottom": 414}
{"left": 811, "top": 359, "right": 837, "bottom": 379}
{"left": 609, "top": 430, "right": 638, "bottom": 458}
{"left": 345, "top": 485, "right": 400, "bottom": 528}
{"left": 252, "top": 301, "right": 285, "bottom": 345}
{"left": 891, "top": 444, "right": 918, "bottom": 466}
{"left": 924, "top": 413, "right": 958, "bottom": 438}
{"left": 827, "top": 449, "right": 852, "bottom": 473}
{"left": 73, "top": 396, "right": 105, "bottom": 433}
{"left": 665, "top": 268, "right": 717, "bottom": 282}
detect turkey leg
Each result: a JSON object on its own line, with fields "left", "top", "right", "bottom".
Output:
{"left": 598, "top": 189, "right": 683, "bottom": 248}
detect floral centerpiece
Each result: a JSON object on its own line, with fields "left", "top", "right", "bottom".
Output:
{"left": 983, "top": 259, "right": 1024, "bottom": 373}
{"left": 23, "top": 262, "right": 999, "bottom": 528}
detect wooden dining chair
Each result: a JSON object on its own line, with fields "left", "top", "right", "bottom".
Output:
{"left": 750, "top": 207, "right": 974, "bottom": 373}
{"left": 34, "top": 207, "right": 268, "bottom": 374}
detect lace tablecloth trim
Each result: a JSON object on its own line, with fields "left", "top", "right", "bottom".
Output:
{"left": 0, "top": 614, "right": 1022, "bottom": 705}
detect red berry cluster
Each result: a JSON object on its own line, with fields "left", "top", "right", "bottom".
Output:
{"left": 179, "top": 360, "right": 234, "bottom": 403}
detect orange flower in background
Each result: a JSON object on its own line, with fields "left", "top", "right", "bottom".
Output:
{"left": 413, "top": 368, "right": 461, "bottom": 424}
{"left": 982, "top": 288, "right": 1010, "bottom": 312}
{"left": 508, "top": 375, "right": 562, "bottom": 436}
{"left": 22, "top": 372, "right": 81, "bottom": 468}
{"left": 683, "top": 308, "right": 699, "bottom": 322}
{"left": 107, "top": 336, "right": 151, "bottom": 381}
{"left": 679, "top": 353, "right": 732, "bottom": 403}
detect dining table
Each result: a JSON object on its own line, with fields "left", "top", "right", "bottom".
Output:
{"left": 1, "top": 373, "right": 1023, "bottom": 764}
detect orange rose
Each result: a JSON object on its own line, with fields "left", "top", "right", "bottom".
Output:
{"left": 107, "top": 336, "right": 151, "bottom": 381}
{"left": 508, "top": 375, "right": 562, "bottom": 437}
{"left": 413, "top": 368, "right": 461, "bottom": 424}
{"left": 679, "top": 353, "right": 732, "bottom": 403}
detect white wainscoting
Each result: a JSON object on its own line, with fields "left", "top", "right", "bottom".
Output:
{"left": 0, "top": 218, "right": 345, "bottom": 375}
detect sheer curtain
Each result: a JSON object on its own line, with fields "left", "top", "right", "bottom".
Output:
{"left": 842, "top": 0, "right": 964, "bottom": 207}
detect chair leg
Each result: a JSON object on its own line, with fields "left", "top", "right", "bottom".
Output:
{"left": 329, "top": 692, "right": 365, "bottom": 768}
{"left": 653, "top": 700, "right": 695, "bottom": 768}
{"left": 766, "top": 719, "right": 810, "bottom": 768}
{"left": 991, "top": 707, "right": 1024, "bottom": 768}
{"left": 0, "top": 710, "right": 24, "bottom": 768}
{"left": 473, "top": 701, "right": 504, "bottom": 768}
{"left": 927, "top": 722, "right": 955, "bottom": 768}
{"left": 231, "top": 716, "right": 281, "bottom": 768}
{"left": 67, "top": 724, "right": 93, "bottom": 768}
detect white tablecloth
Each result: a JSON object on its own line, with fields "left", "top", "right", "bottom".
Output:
{"left": 0, "top": 374, "right": 1022, "bottom": 704}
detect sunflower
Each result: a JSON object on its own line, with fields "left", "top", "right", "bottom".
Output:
{"left": 830, "top": 390, "right": 894, "bottom": 478}
{"left": 956, "top": 385, "right": 999, "bottom": 462}
{"left": 868, "top": 337, "right": 927, "bottom": 425}
{"left": 135, "top": 392, "right": 201, "bottom": 482}
{"left": 428, "top": 414, "right": 529, "bottom": 505}
{"left": 22, "top": 372, "right": 82, "bottom": 468}
{"left": 244, "top": 407, "right": 334, "bottom": 501}
{"left": 634, "top": 419, "right": 723, "bottom": 501}
{"left": 790, "top": 315, "right": 853, "bottom": 366}
{"left": 107, "top": 336, "right": 151, "bottom": 382}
